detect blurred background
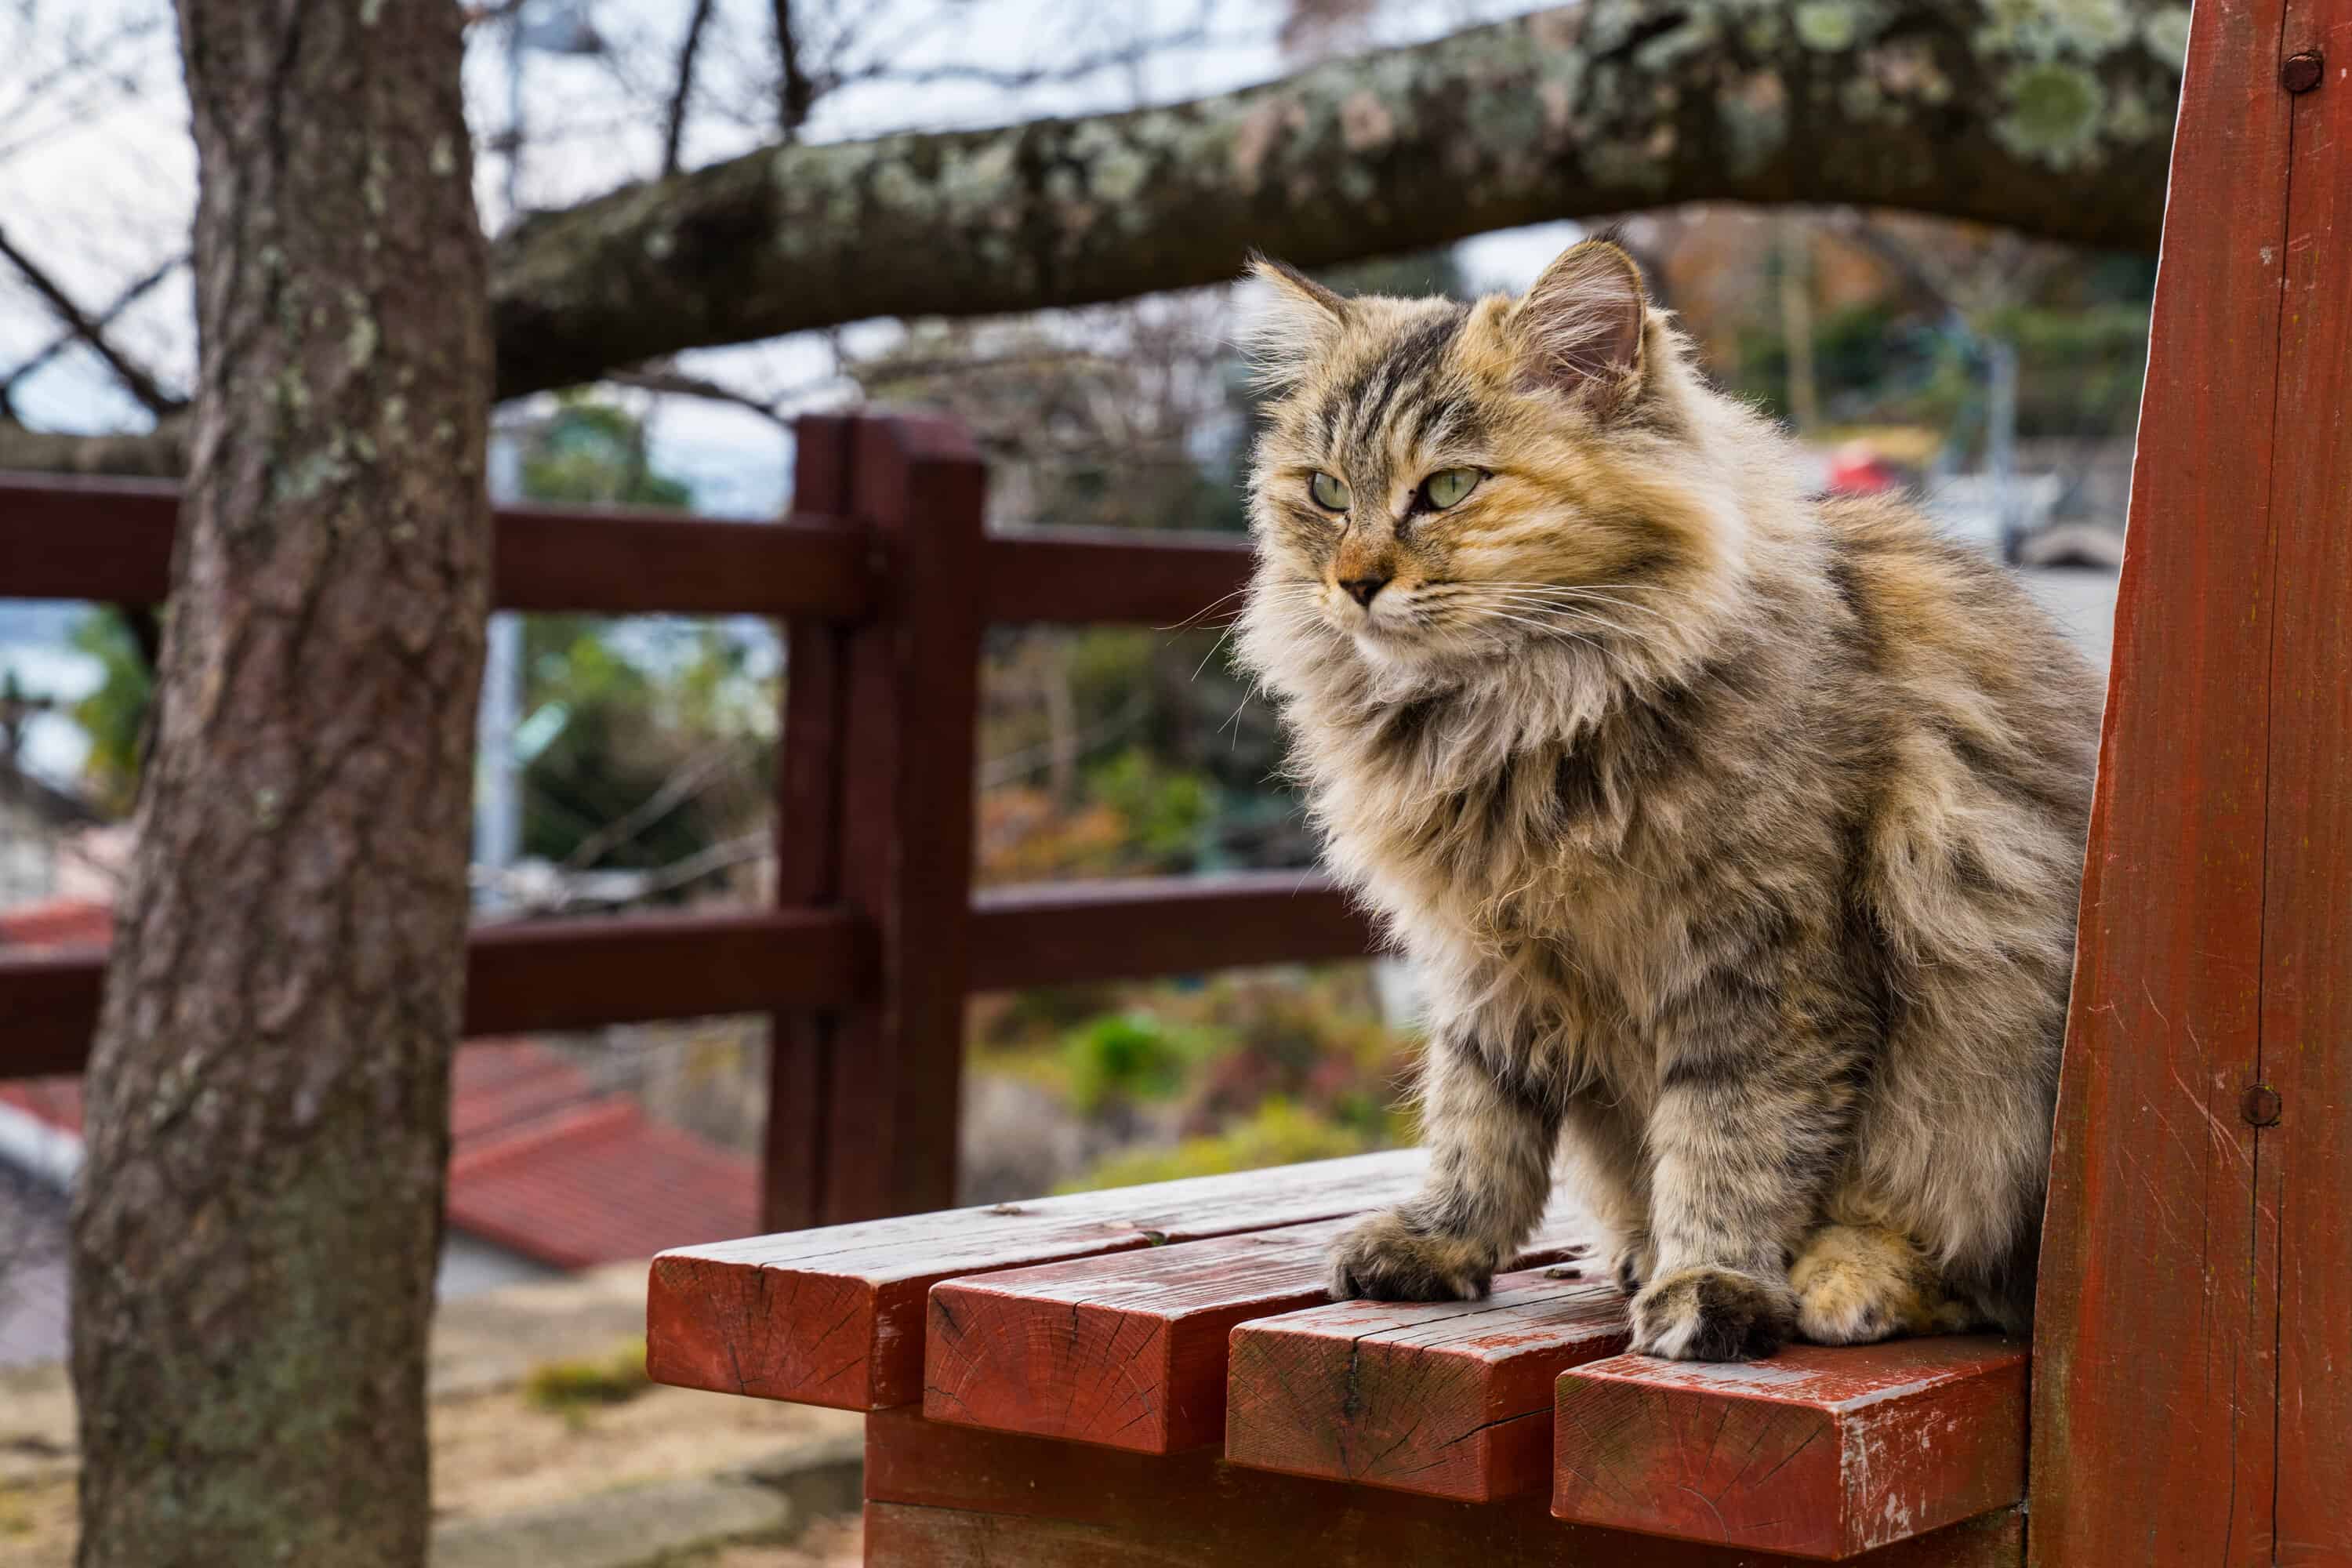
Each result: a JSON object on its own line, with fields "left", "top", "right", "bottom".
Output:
{"left": 0, "top": 0, "right": 2137, "bottom": 1375}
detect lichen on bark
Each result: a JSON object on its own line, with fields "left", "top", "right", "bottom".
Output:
{"left": 486, "top": 0, "right": 2187, "bottom": 399}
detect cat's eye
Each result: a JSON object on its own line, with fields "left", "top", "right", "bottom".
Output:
{"left": 1308, "top": 471, "right": 1352, "bottom": 511}
{"left": 1420, "top": 467, "right": 1483, "bottom": 510}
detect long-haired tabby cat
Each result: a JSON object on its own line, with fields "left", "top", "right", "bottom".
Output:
{"left": 1232, "top": 240, "right": 2100, "bottom": 1360}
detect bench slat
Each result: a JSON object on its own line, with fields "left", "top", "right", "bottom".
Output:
{"left": 1225, "top": 1264, "right": 1628, "bottom": 1501}
{"left": 1552, "top": 1338, "right": 2027, "bottom": 1562}
{"left": 923, "top": 1195, "right": 1598, "bottom": 1452}
{"left": 646, "top": 1149, "right": 1425, "bottom": 1410}
{"left": 864, "top": 1407, "right": 2027, "bottom": 1567}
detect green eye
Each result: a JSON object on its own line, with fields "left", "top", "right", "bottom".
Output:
{"left": 1308, "top": 471, "right": 1352, "bottom": 511}
{"left": 1421, "top": 467, "right": 1482, "bottom": 510}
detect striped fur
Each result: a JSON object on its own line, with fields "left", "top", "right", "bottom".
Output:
{"left": 1232, "top": 244, "right": 2100, "bottom": 1359}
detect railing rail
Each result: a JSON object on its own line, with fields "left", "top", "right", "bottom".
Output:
{"left": 0, "top": 409, "right": 1375, "bottom": 1229}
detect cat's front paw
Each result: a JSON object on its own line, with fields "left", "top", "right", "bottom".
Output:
{"left": 1327, "top": 1210, "right": 1495, "bottom": 1302}
{"left": 1628, "top": 1265, "right": 1796, "bottom": 1361}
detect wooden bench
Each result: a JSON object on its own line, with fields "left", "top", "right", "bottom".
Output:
{"left": 648, "top": 1151, "right": 2028, "bottom": 1564}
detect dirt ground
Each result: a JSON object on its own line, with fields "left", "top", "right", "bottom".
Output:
{"left": 0, "top": 1379, "right": 859, "bottom": 1567}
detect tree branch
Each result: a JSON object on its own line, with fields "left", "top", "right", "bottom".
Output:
{"left": 0, "top": 226, "right": 183, "bottom": 414}
{"left": 486, "top": 0, "right": 2183, "bottom": 399}
{"left": 659, "top": 0, "right": 717, "bottom": 176}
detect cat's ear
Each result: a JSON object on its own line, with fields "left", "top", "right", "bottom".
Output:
{"left": 1507, "top": 238, "right": 1648, "bottom": 411}
{"left": 1243, "top": 253, "right": 1349, "bottom": 389}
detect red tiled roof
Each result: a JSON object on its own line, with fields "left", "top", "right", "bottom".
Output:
{"left": 0, "top": 1038, "right": 757, "bottom": 1272}
{"left": 0, "top": 898, "right": 113, "bottom": 949}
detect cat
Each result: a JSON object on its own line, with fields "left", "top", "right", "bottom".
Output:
{"left": 1230, "top": 239, "right": 2101, "bottom": 1361}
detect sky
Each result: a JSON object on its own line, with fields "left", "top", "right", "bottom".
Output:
{"left": 0, "top": 0, "right": 1572, "bottom": 517}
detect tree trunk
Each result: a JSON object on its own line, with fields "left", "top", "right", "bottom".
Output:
{"left": 488, "top": 0, "right": 2187, "bottom": 397}
{"left": 69, "top": 1, "right": 488, "bottom": 1564}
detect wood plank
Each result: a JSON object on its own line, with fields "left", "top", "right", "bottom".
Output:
{"left": 1225, "top": 1265, "right": 1627, "bottom": 1501}
{"left": 923, "top": 1196, "right": 1598, "bottom": 1454}
{"left": 968, "top": 872, "right": 1378, "bottom": 992}
{"left": 1554, "top": 1338, "right": 2027, "bottom": 1562}
{"left": 492, "top": 503, "right": 873, "bottom": 619}
{"left": 2259, "top": 5, "right": 2352, "bottom": 1557}
{"left": 0, "top": 907, "right": 869, "bottom": 1080}
{"left": 980, "top": 526, "right": 1252, "bottom": 626}
{"left": 2026, "top": 3, "right": 2295, "bottom": 1562}
{"left": 646, "top": 1149, "right": 1427, "bottom": 1410}
{"left": 863, "top": 1408, "right": 2025, "bottom": 1568}
{"left": 0, "top": 472, "right": 176, "bottom": 601}
{"left": 0, "top": 470, "right": 875, "bottom": 618}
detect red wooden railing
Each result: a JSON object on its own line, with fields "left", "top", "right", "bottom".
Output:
{"left": 0, "top": 408, "right": 1378, "bottom": 1231}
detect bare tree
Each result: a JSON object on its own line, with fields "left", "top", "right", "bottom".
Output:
{"left": 68, "top": 3, "right": 488, "bottom": 1566}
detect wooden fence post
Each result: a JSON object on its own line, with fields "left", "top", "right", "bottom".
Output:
{"left": 2030, "top": 2, "right": 2352, "bottom": 1559}
{"left": 764, "top": 415, "right": 858, "bottom": 1232}
{"left": 766, "top": 412, "right": 983, "bottom": 1229}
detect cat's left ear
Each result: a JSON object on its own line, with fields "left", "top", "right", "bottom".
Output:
{"left": 1242, "top": 253, "right": 1350, "bottom": 390}
{"left": 1507, "top": 238, "right": 1648, "bottom": 412}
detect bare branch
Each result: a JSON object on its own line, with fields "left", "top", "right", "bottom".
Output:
{"left": 0, "top": 253, "right": 185, "bottom": 406}
{"left": 659, "top": 0, "right": 717, "bottom": 177}
{"left": 0, "top": 225, "right": 183, "bottom": 415}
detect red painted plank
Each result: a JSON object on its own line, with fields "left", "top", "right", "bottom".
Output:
{"left": 967, "top": 871, "right": 1379, "bottom": 991}
{"left": 0, "top": 470, "right": 875, "bottom": 618}
{"left": 645, "top": 1149, "right": 1426, "bottom": 1410}
{"left": 1225, "top": 1265, "right": 1627, "bottom": 1501}
{"left": 2260, "top": 6, "right": 2352, "bottom": 1559}
{"left": 980, "top": 525, "right": 1253, "bottom": 626}
{"left": 2027, "top": 4, "right": 2297, "bottom": 1562}
{"left": 1554, "top": 1338, "right": 2027, "bottom": 1562}
{"left": 0, "top": 907, "right": 868, "bottom": 1080}
{"left": 923, "top": 1196, "right": 1597, "bottom": 1454}
{"left": 863, "top": 1408, "right": 2025, "bottom": 1568}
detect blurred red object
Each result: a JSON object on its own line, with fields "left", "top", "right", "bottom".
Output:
{"left": 1825, "top": 441, "right": 1900, "bottom": 495}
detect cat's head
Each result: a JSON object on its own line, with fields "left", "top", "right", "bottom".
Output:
{"left": 1239, "top": 239, "right": 1749, "bottom": 684}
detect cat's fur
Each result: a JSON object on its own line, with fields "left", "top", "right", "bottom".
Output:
{"left": 1231, "top": 241, "right": 2100, "bottom": 1360}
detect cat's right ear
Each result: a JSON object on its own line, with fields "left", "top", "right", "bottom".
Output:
{"left": 1507, "top": 238, "right": 1648, "bottom": 413}
{"left": 1243, "top": 254, "right": 1349, "bottom": 390}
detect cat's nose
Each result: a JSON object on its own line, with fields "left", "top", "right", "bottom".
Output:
{"left": 1339, "top": 575, "right": 1390, "bottom": 608}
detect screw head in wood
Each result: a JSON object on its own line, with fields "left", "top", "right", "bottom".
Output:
{"left": 2241, "top": 1083, "right": 2284, "bottom": 1127}
{"left": 2284, "top": 50, "right": 2325, "bottom": 93}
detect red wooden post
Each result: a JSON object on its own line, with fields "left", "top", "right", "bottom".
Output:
{"left": 765, "top": 415, "right": 858, "bottom": 1232}
{"left": 2030, "top": 2, "right": 2352, "bottom": 1559}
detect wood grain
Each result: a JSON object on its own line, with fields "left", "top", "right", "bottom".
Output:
{"left": 863, "top": 1407, "right": 2024, "bottom": 1568}
{"left": 924, "top": 1197, "right": 1597, "bottom": 1454}
{"left": 764, "top": 416, "right": 858, "bottom": 1233}
{"left": 0, "top": 470, "right": 876, "bottom": 617}
{"left": 0, "top": 908, "right": 869, "bottom": 1079}
{"left": 967, "top": 872, "right": 1378, "bottom": 991}
{"left": 2026, "top": 3, "right": 2300, "bottom": 1563}
{"left": 1225, "top": 1265, "right": 1627, "bottom": 1501}
{"left": 980, "top": 525, "right": 1252, "bottom": 626}
{"left": 1554, "top": 1338, "right": 2027, "bottom": 1561}
{"left": 645, "top": 1149, "right": 1426, "bottom": 1410}
{"left": 2258, "top": 5, "right": 2352, "bottom": 1558}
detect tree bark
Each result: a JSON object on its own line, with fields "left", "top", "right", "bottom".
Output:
{"left": 488, "top": 0, "right": 2187, "bottom": 396}
{"left": 69, "top": 2, "right": 488, "bottom": 1565}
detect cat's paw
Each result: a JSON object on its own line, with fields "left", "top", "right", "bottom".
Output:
{"left": 1327, "top": 1210, "right": 1495, "bottom": 1302}
{"left": 1607, "top": 1235, "right": 1655, "bottom": 1296}
{"left": 1628, "top": 1265, "right": 1796, "bottom": 1361}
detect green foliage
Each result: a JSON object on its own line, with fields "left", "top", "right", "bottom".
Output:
{"left": 518, "top": 395, "right": 693, "bottom": 508}
{"left": 1059, "top": 1010, "right": 1222, "bottom": 1113}
{"left": 1059, "top": 1098, "right": 1382, "bottom": 1192}
{"left": 1083, "top": 747, "right": 1211, "bottom": 867}
{"left": 66, "top": 609, "right": 153, "bottom": 817}
{"left": 522, "top": 1338, "right": 652, "bottom": 1420}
